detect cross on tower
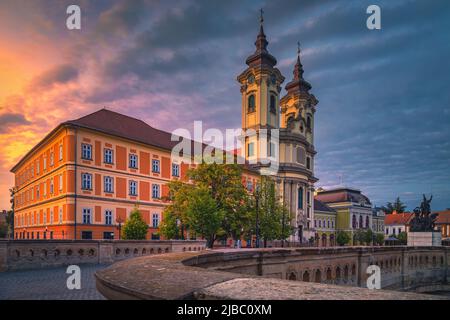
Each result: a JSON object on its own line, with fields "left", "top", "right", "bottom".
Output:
{"left": 260, "top": 8, "right": 264, "bottom": 25}
{"left": 297, "top": 41, "right": 301, "bottom": 57}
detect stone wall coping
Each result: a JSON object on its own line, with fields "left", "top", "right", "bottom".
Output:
{"left": 94, "top": 247, "right": 449, "bottom": 300}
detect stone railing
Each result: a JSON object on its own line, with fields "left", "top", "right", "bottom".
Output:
{"left": 95, "top": 246, "right": 450, "bottom": 300}
{"left": 0, "top": 240, "right": 206, "bottom": 272}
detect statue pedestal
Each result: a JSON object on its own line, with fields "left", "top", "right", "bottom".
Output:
{"left": 407, "top": 232, "right": 442, "bottom": 246}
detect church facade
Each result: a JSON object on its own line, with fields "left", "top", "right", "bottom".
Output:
{"left": 238, "top": 17, "right": 318, "bottom": 242}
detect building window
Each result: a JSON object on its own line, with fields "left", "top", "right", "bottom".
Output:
{"left": 50, "top": 180, "right": 54, "bottom": 194}
{"left": 152, "top": 159, "right": 160, "bottom": 173}
{"left": 152, "top": 184, "right": 160, "bottom": 199}
{"left": 81, "top": 173, "right": 92, "bottom": 190}
{"left": 269, "top": 95, "right": 276, "bottom": 114}
{"left": 247, "top": 142, "right": 254, "bottom": 157}
{"left": 104, "top": 176, "right": 113, "bottom": 193}
{"left": 59, "top": 208, "right": 63, "bottom": 224}
{"left": 36, "top": 161, "right": 40, "bottom": 174}
{"left": 82, "top": 208, "right": 91, "bottom": 224}
{"left": 352, "top": 215, "right": 357, "bottom": 229}
{"left": 129, "top": 154, "right": 138, "bottom": 168}
{"left": 268, "top": 142, "right": 276, "bottom": 157}
{"left": 366, "top": 216, "right": 370, "bottom": 229}
{"left": 306, "top": 157, "right": 311, "bottom": 170}
{"left": 49, "top": 209, "right": 54, "bottom": 225}
{"left": 129, "top": 180, "right": 137, "bottom": 196}
{"left": 359, "top": 215, "right": 363, "bottom": 229}
{"left": 81, "top": 231, "right": 92, "bottom": 240}
{"left": 314, "top": 220, "right": 317, "bottom": 228}
{"left": 298, "top": 187, "right": 303, "bottom": 209}
{"left": 43, "top": 156, "right": 47, "bottom": 170}
{"left": 81, "top": 144, "right": 92, "bottom": 160}
{"left": 43, "top": 183, "right": 47, "bottom": 197}
{"left": 152, "top": 213, "right": 159, "bottom": 228}
{"left": 248, "top": 94, "right": 255, "bottom": 113}
{"left": 104, "top": 148, "right": 113, "bottom": 164}
{"left": 307, "top": 115, "right": 312, "bottom": 129}
{"left": 59, "top": 144, "right": 63, "bottom": 161}
{"left": 50, "top": 152, "right": 54, "bottom": 166}
{"left": 172, "top": 163, "right": 180, "bottom": 177}
{"left": 36, "top": 187, "right": 40, "bottom": 200}
{"left": 105, "top": 210, "right": 113, "bottom": 225}
{"left": 296, "top": 147, "right": 305, "bottom": 164}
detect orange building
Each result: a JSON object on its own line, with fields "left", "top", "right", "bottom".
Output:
{"left": 11, "top": 109, "right": 259, "bottom": 240}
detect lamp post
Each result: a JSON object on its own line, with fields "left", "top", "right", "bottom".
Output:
{"left": 176, "top": 218, "right": 184, "bottom": 240}
{"left": 255, "top": 185, "right": 260, "bottom": 248}
{"left": 116, "top": 216, "right": 124, "bottom": 240}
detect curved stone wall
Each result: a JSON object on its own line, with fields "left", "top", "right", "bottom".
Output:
{"left": 0, "top": 240, "right": 206, "bottom": 271}
{"left": 95, "top": 246, "right": 450, "bottom": 300}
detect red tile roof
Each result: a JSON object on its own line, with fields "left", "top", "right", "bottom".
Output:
{"left": 384, "top": 212, "right": 413, "bottom": 226}
{"left": 435, "top": 210, "right": 450, "bottom": 224}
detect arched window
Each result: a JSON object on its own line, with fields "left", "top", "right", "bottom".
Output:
{"left": 306, "top": 115, "right": 312, "bottom": 129}
{"left": 269, "top": 95, "right": 276, "bottom": 114}
{"left": 365, "top": 216, "right": 370, "bottom": 229}
{"left": 352, "top": 215, "right": 357, "bottom": 229}
{"left": 359, "top": 216, "right": 363, "bottom": 229}
{"left": 248, "top": 94, "right": 255, "bottom": 113}
{"left": 306, "top": 157, "right": 311, "bottom": 170}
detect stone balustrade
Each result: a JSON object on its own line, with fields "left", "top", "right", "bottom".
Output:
{"left": 95, "top": 246, "right": 450, "bottom": 300}
{"left": 0, "top": 239, "right": 206, "bottom": 272}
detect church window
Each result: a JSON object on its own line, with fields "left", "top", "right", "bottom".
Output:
{"left": 298, "top": 187, "right": 303, "bottom": 209}
{"left": 307, "top": 115, "right": 312, "bottom": 129}
{"left": 248, "top": 95, "right": 255, "bottom": 113}
{"left": 296, "top": 147, "right": 305, "bottom": 164}
{"left": 247, "top": 142, "right": 254, "bottom": 157}
{"left": 269, "top": 95, "right": 276, "bottom": 114}
{"left": 352, "top": 215, "right": 357, "bottom": 229}
{"left": 306, "top": 157, "right": 311, "bottom": 169}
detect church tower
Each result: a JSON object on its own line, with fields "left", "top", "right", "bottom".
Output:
{"left": 278, "top": 43, "right": 318, "bottom": 242}
{"left": 237, "top": 10, "right": 284, "bottom": 163}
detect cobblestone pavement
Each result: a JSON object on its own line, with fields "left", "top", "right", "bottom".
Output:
{"left": 0, "top": 264, "right": 110, "bottom": 300}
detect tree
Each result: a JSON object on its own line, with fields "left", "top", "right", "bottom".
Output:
{"left": 375, "top": 233, "right": 385, "bottom": 246}
{"left": 0, "top": 223, "right": 7, "bottom": 238}
{"left": 336, "top": 231, "right": 351, "bottom": 246}
{"left": 353, "top": 229, "right": 366, "bottom": 245}
{"left": 186, "top": 187, "right": 225, "bottom": 248}
{"left": 160, "top": 180, "right": 191, "bottom": 239}
{"left": 363, "top": 229, "right": 374, "bottom": 245}
{"left": 122, "top": 206, "right": 148, "bottom": 240}
{"left": 252, "top": 176, "right": 292, "bottom": 247}
{"left": 397, "top": 231, "right": 407, "bottom": 244}
{"left": 382, "top": 197, "right": 406, "bottom": 214}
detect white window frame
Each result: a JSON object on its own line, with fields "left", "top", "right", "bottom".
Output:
{"left": 59, "top": 174, "right": 63, "bottom": 191}
{"left": 152, "top": 213, "right": 159, "bottom": 228}
{"left": 82, "top": 173, "right": 92, "bottom": 190}
{"left": 152, "top": 184, "right": 160, "bottom": 199}
{"left": 59, "top": 208, "right": 63, "bottom": 224}
{"left": 129, "top": 180, "right": 137, "bottom": 196}
{"left": 105, "top": 210, "right": 113, "bottom": 225}
{"left": 104, "top": 176, "right": 114, "bottom": 193}
{"left": 81, "top": 144, "right": 92, "bottom": 160}
{"left": 104, "top": 148, "right": 113, "bottom": 164}
{"left": 129, "top": 154, "right": 138, "bottom": 168}
{"left": 172, "top": 163, "right": 179, "bottom": 177}
{"left": 152, "top": 159, "right": 160, "bottom": 173}
{"left": 82, "top": 208, "right": 91, "bottom": 224}
{"left": 59, "top": 144, "right": 63, "bottom": 161}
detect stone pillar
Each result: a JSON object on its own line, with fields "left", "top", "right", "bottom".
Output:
{"left": 98, "top": 242, "right": 115, "bottom": 264}
{"left": 0, "top": 241, "right": 8, "bottom": 272}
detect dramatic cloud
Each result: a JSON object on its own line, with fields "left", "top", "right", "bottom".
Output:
{"left": 0, "top": 0, "right": 449, "bottom": 210}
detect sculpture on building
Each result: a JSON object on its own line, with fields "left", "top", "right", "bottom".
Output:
{"left": 409, "top": 194, "right": 438, "bottom": 232}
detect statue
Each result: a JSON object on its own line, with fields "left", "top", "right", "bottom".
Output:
{"left": 409, "top": 194, "right": 438, "bottom": 232}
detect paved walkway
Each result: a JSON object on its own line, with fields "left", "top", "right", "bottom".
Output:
{"left": 0, "top": 264, "right": 109, "bottom": 300}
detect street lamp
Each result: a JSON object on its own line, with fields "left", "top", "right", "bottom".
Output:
{"left": 176, "top": 218, "right": 184, "bottom": 240}
{"left": 116, "top": 216, "right": 124, "bottom": 240}
{"left": 255, "top": 185, "right": 260, "bottom": 248}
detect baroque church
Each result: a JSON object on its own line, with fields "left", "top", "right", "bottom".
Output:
{"left": 238, "top": 14, "right": 318, "bottom": 242}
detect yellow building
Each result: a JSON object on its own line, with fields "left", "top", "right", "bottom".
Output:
{"left": 237, "top": 16, "right": 318, "bottom": 242}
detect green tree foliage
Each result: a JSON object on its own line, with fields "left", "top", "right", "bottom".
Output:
{"left": 186, "top": 187, "right": 225, "bottom": 248}
{"left": 363, "top": 229, "right": 374, "bottom": 245}
{"left": 336, "top": 231, "right": 351, "bottom": 246}
{"left": 122, "top": 206, "right": 148, "bottom": 240}
{"left": 382, "top": 197, "right": 407, "bottom": 214}
{"left": 375, "top": 233, "right": 385, "bottom": 246}
{"left": 397, "top": 231, "right": 407, "bottom": 244}
{"left": 252, "top": 176, "right": 292, "bottom": 247}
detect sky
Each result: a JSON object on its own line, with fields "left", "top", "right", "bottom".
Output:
{"left": 0, "top": 0, "right": 449, "bottom": 211}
